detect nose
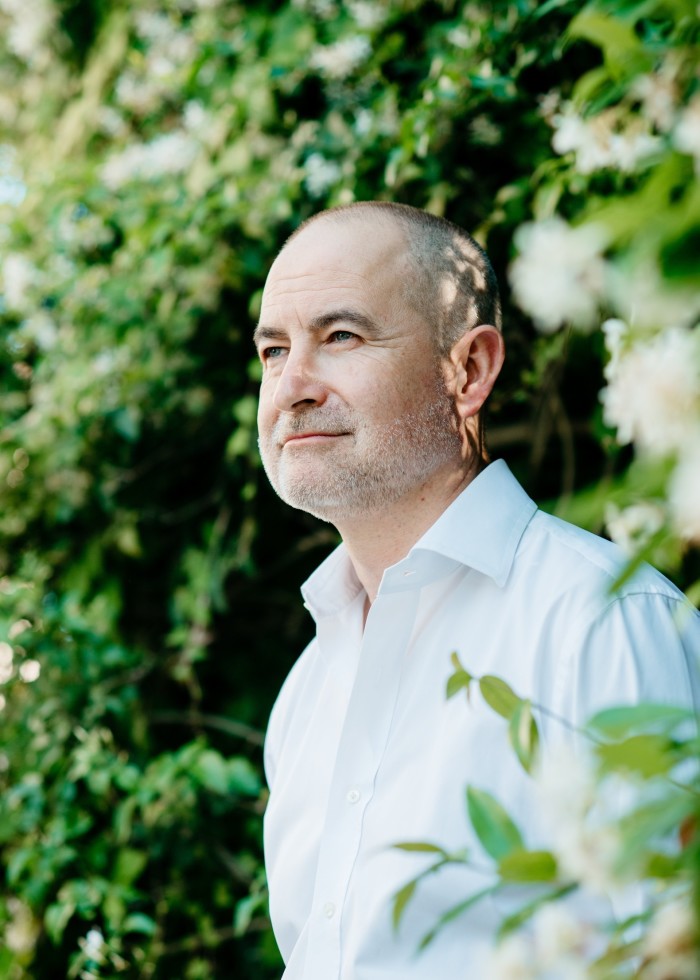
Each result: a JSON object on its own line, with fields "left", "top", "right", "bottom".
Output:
{"left": 272, "top": 348, "right": 328, "bottom": 413}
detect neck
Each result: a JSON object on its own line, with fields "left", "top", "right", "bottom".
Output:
{"left": 334, "top": 461, "right": 483, "bottom": 604}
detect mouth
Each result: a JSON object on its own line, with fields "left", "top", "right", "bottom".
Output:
{"left": 282, "top": 432, "right": 350, "bottom": 446}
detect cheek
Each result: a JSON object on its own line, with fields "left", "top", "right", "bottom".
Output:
{"left": 256, "top": 394, "right": 276, "bottom": 439}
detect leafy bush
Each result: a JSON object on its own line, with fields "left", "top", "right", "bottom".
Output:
{"left": 0, "top": 0, "right": 697, "bottom": 975}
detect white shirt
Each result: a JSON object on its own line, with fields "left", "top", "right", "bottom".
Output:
{"left": 263, "top": 461, "right": 699, "bottom": 979}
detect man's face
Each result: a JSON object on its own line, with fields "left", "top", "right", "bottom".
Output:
{"left": 255, "top": 217, "right": 463, "bottom": 522}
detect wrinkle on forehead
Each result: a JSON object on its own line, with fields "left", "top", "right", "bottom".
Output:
{"left": 264, "top": 268, "right": 373, "bottom": 297}
{"left": 263, "top": 229, "right": 408, "bottom": 309}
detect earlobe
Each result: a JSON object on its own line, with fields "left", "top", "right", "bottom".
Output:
{"left": 449, "top": 325, "right": 505, "bottom": 422}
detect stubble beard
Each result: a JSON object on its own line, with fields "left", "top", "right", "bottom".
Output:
{"left": 258, "top": 380, "right": 463, "bottom": 522}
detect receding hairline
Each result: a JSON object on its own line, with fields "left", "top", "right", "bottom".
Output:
{"left": 283, "top": 202, "right": 502, "bottom": 347}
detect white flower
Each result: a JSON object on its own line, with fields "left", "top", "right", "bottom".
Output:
{"left": 8, "top": 619, "right": 31, "bottom": 640}
{"left": 0, "top": 642, "right": 13, "bottom": 669}
{"left": 669, "top": 437, "right": 700, "bottom": 543}
{"left": 309, "top": 35, "right": 372, "bottom": 79}
{"left": 134, "top": 11, "right": 174, "bottom": 43}
{"left": 21, "top": 311, "right": 58, "bottom": 350}
{"left": 552, "top": 105, "right": 659, "bottom": 173}
{"left": 292, "top": 0, "right": 336, "bottom": 16}
{"left": 633, "top": 73, "right": 677, "bottom": 132}
{"left": 19, "top": 659, "right": 40, "bottom": 682}
{"left": 532, "top": 903, "right": 591, "bottom": 969}
{"left": 446, "top": 25, "right": 476, "bottom": 49}
{"left": 4, "top": 898, "right": 37, "bottom": 954}
{"left": 101, "top": 132, "right": 199, "bottom": 189}
{"left": 183, "top": 100, "right": 208, "bottom": 133}
{"left": 644, "top": 896, "right": 697, "bottom": 961}
{"left": 600, "top": 327, "right": 700, "bottom": 456}
{"left": 510, "top": 218, "right": 607, "bottom": 332}
{"left": 353, "top": 109, "right": 374, "bottom": 136}
{"left": 552, "top": 108, "right": 613, "bottom": 173}
{"left": 346, "top": 0, "right": 386, "bottom": 29}
{"left": 642, "top": 894, "right": 700, "bottom": 979}
{"left": 608, "top": 129, "right": 661, "bottom": 171}
{"left": 1, "top": 253, "right": 38, "bottom": 313}
{"left": 0, "top": 0, "right": 55, "bottom": 62}
{"left": 534, "top": 742, "right": 623, "bottom": 895}
{"left": 601, "top": 318, "right": 629, "bottom": 379}
{"left": 605, "top": 502, "right": 666, "bottom": 556}
{"left": 487, "top": 934, "right": 537, "bottom": 980}
{"left": 673, "top": 94, "right": 700, "bottom": 169}
{"left": 0, "top": 160, "right": 26, "bottom": 208}
{"left": 535, "top": 741, "right": 597, "bottom": 824}
{"left": 303, "top": 153, "right": 341, "bottom": 197}
{"left": 96, "top": 106, "right": 128, "bottom": 138}
{"left": 115, "top": 72, "right": 163, "bottom": 115}
{"left": 608, "top": 259, "right": 700, "bottom": 331}
{"left": 83, "top": 927, "right": 105, "bottom": 961}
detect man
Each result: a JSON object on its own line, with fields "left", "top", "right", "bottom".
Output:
{"left": 255, "top": 202, "right": 699, "bottom": 978}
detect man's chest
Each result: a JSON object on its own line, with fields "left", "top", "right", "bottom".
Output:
{"left": 264, "top": 575, "right": 555, "bottom": 974}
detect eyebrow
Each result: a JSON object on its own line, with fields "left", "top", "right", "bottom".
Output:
{"left": 253, "top": 308, "right": 380, "bottom": 346}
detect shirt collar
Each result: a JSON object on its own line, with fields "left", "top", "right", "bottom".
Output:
{"left": 411, "top": 459, "right": 537, "bottom": 588}
{"left": 301, "top": 460, "right": 537, "bottom": 621}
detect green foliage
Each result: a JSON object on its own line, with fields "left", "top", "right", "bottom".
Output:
{"left": 0, "top": 0, "right": 697, "bottom": 975}
{"left": 394, "top": 668, "right": 700, "bottom": 974}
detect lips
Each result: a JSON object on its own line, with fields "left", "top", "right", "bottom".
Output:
{"left": 282, "top": 432, "right": 348, "bottom": 445}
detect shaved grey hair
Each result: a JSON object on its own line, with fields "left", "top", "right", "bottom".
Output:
{"left": 285, "top": 201, "right": 502, "bottom": 356}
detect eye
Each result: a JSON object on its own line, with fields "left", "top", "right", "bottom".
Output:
{"left": 261, "top": 345, "right": 287, "bottom": 361}
{"left": 328, "top": 330, "right": 356, "bottom": 343}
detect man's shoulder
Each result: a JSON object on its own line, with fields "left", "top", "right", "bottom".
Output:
{"left": 522, "top": 508, "right": 687, "bottom": 606}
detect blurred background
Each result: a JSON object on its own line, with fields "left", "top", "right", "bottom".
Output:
{"left": 0, "top": 0, "right": 698, "bottom": 976}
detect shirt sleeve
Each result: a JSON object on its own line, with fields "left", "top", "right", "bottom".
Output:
{"left": 553, "top": 589, "right": 700, "bottom": 732}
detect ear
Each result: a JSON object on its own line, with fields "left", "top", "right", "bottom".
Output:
{"left": 447, "top": 325, "right": 505, "bottom": 423}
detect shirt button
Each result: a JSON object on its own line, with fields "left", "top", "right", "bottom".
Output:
{"left": 346, "top": 788, "right": 360, "bottom": 804}
{"left": 323, "top": 902, "right": 336, "bottom": 919}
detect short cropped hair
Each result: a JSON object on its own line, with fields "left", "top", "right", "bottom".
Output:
{"left": 286, "top": 201, "right": 502, "bottom": 356}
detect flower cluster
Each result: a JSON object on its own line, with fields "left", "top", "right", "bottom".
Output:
{"left": 100, "top": 131, "right": 200, "bottom": 189}
{"left": 487, "top": 904, "right": 595, "bottom": 980}
{"left": 552, "top": 105, "right": 661, "bottom": 174}
{"left": 509, "top": 218, "right": 607, "bottom": 333}
{"left": 309, "top": 35, "right": 372, "bottom": 80}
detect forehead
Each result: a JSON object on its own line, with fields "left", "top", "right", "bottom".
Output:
{"left": 260, "top": 218, "right": 409, "bottom": 321}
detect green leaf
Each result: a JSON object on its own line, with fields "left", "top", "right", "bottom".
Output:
{"left": 479, "top": 675, "right": 521, "bottom": 720}
{"left": 192, "top": 749, "right": 229, "bottom": 795}
{"left": 587, "top": 703, "right": 693, "bottom": 738}
{"left": 644, "top": 852, "right": 682, "bottom": 879}
{"left": 466, "top": 786, "right": 524, "bottom": 861}
{"left": 508, "top": 700, "right": 540, "bottom": 773}
{"left": 498, "top": 884, "right": 576, "bottom": 937}
{"left": 228, "top": 757, "right": 262, "bottom": 797}
{"left": 418, "top": 886, "right": 497, "bottom": 950}
{"left": 123, "top": 912, "right": 157, "bottom": 935}
{"left": 113, "top": 848, "right": 148, "bottom": 887}
{"left": 45, "top": 901, "right": 74, "bottom": 944}
{"left": 596, "top": 733, "right": 675, "bottom": 778}
{"left": 567, "top": 9, "right": 651, "bottom": 80}
{"left": 392, "top": 878, "right": 418, "bottom": 931}
{"left": 394, "top": 842, "right": 448, "bottom": 855}
{"left": 497, "top": 849, "right": 558, "bottom": 883}
{"left": 446, "top": 669, "right": 472, "bottom": 700}
{"left": 616, "top": 793, "right": 695, "bottom": 865}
